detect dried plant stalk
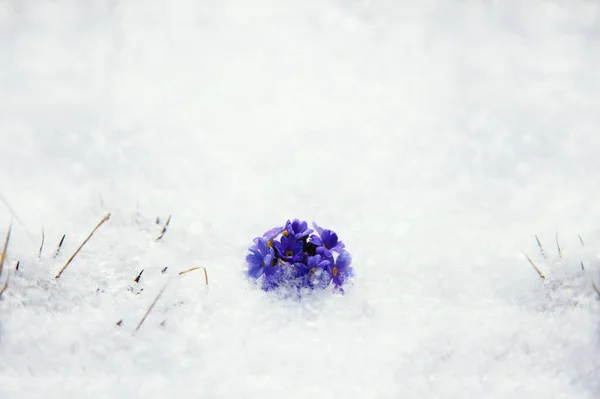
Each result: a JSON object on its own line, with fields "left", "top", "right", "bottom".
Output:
{"left": 535, "top": 235, "right": 547, "bottom": 259}
{"left": 580, "top": 262, "right": 600, "bottom": 298}
{"left": 55, "top": 213, "right": 111, "bottom": 279}
{"left": 179, "top": 266, "right": 209, "bottom": 286}
{"left": 135, "top": 278, "right": 171, "bottom": 333}
{"left": 0, "top": 223, "right": 12, "bottom": 278}
{"left": 522, "top": 250, "right": 546, "bottom": 279}
{"left": 156, "top": 215, "right": 172, "bottom": 241}
{"left": 54, "top": 234, "right": 66, "bottom": 258}
{"left": 0, "top": 194, "right": 23, "bottom": 225}
{"left": 0, "top": 270, "right": 9, "bottom": 298}
{"left": 38, "top": 229, "right": 45, "bottom": 260}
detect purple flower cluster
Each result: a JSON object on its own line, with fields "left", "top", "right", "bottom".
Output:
{"left": 246, "top": 219, "right": 354, "bottom": 294}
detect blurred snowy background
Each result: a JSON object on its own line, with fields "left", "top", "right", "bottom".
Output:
{"left": 1, "top": 0, "right": 600, "bottom": 397}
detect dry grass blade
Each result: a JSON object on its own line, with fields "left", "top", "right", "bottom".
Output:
{"left": 55, "top": 213, "right": 111, "bottom": 279}
{"left": 535, "top": 235, "right": 547, "bottom": 259}
{"left": 0, "top": 223, "right": 12, "bottom": 279}
{"left": 556, "top": 231, "right": 562, "bottom": 259}
{"left": 156, "top": 215, "right": 172, "bottom": 241}
{"left": 38, "top": 229, "right": 45, "bottom": 260}
{"left": 135, "top": 278, "right": 171, "bottom": 333}
{"left": 179, "top": 266, "right": 209, "bottom": 286}
{"left": 0, "top": 270, "right": 9, "bottom": 298}
{"left": 580, "top": 262, "right": 600, "bottom": 298}
{"left": 0, "top": 193, "right": 24, "bottom": 225}
{"left": 521, "top": 250, "right": 546, "bottom": 279}
{"left": 134, "top": 269, "right": 144, "bottom": 283}
{"left": 54, "top": 234, "right": 66, "bottom": 258}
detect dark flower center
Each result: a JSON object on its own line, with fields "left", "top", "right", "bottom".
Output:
{"left": 332, "top": 267, "right": 338, "bottom": 277}
{"left": 285, "top": 251, "right": 293, "bottom": 257}
{"left": 304, "top": 242, "right": 317, "bottom": 256}
{"left": 309, "top": 268, "right": 316, "bottom": 275}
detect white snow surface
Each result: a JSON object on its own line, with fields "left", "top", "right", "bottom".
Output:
{"left": 2, "top": 0, "right": 600, "bottom": 397}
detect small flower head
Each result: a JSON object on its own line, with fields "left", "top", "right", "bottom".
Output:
{"left": 273, "top": 235, "right": 303, "bottom": 262}
{"left": 309, "top": 224, "right": 345, "bottom": 259}
{"left": 261, "top": 225, "right": 286, "bottom": 248}
{"left": 304, "top": 255, "right": 332, "bottom": 289}
{"left": 328, "top": 250, "right": 353, "bottom": 289}
{"left": 285, "top": 219, "right": 314, "bottom": 240}
{"left": 246, "top": 237, "right": 275, "bottom": 279}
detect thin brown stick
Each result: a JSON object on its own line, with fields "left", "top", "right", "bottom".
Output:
{"left": 55, "top": 213, "right": 111, "bottom": 279}
{"left": 535, "top": 235, "right": 547, "bottom": 259}
{"left": 521, "top": 250, "right": 546, "bottom": 279}
{"left": 0, "top": 270, "right": 9, "bottom": 298}
{"left": 134, "top": 278, "right": 171, "bottom": 333}
{"left": 178, "top": 266, "right": 209, "bottom": 286}
{"left": 555, "top": 231, "right": 562, "bottom": 259}
{"left": 0, "top": 223, "right": 12, "bottom": 279}
{"left": 580, "top": 262, "right": 600, "bottom": 298}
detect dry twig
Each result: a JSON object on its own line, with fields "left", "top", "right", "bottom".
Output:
{"left": 555, "top": 231, "right": 562, "bottom": 259}
{"left": 55, "top": 213, "right": 111, "bottom": 279}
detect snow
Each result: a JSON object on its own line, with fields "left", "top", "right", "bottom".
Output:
{"left": 1, "top": 0, "right": 600, "bottom": 397}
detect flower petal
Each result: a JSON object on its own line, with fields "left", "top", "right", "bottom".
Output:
{"left": 272, "top": 241, "right": 284, "bottom": 255}
{"left": 312, "top": 222, "right": 324, "bottom": 236}
{"left": 309, "top": 235, "right": 323, "bottom": 246}
{"left": 257, "top": 238, "right": 268, "bottom": 254}
{"left": 336, "top": 250, "right": 352, "bottom": 268}
{"left": 248, "top": 263, "right": 264, "bottom": 279}
{"left": 323, "top": 230, "right": 338, "bottom": 249}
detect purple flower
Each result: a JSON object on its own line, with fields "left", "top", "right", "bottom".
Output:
{"left": 261, "top": 225, "right": 285, "bottom": 248}
{"left": 273, "top": 235, "right": 303, "bottom": 262}
{"left": 295, "top": 254, "right": 329, "bottom": 275}
{"left": 328, "top": 250, "right": 353, "bottom": 289}
{"left": 284, "top": 219, "right": 313, "bottom": 240}
{"left": 300, "top": 255, "right": 332, "bottom": 289}
{"left": 309, "top": 224, "right": 344, "bottom": 258}
{"left": 246, "top": 237, "right": 275, "bottom": 279}
{"left": 261, "top": 262, "right": 285, "bottom": 291}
